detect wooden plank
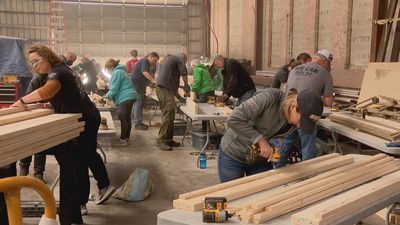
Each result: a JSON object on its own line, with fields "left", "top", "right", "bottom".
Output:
{"left": 291, "top": 170, "right": 400, "bottom": 225}
{"left": 178, "top": 153, "right": 340, "bottom": 200}
{"left": 0, "top": 122, "right": 84, "bottom": 154}
{"left": 0, "top": 109, "right": 53, "bottom": 126}
{"left": 0, "top": 104, "right": 44, "bottom": 116}
{"left": 173, "top": 155, "right": 353, "bottom": 212}
{"left": 358, "top": 63, "right": 400, "bottom": 103}
{"left": 0, "top": 127, "right": 83, "bottom": 167}
{"left": 0, "top": 114, "right": 82, "bottom": 142}
{"left": 185, "top": 97, "right": 199, "bottom": 115}
{"left": 253, "top": 161, "right": 399, "bottom": 224}
{"left": 390, "top": 5, "right": 400, "bottom": 62}
{"left": 376, "top": 0, "right": 398, "bottom": 62}
{"left": 237, "top": 156, "right": 393, "bottom": 222}
{"left": 329, "top": 112, "right": 400, "bottom": 141}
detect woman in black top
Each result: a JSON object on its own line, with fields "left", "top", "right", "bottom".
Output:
{"left": 12, "top": 45, "right": 114, "bottom": 224}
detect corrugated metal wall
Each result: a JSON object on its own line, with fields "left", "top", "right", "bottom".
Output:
{"left": 0, "top": 0, "right": 207, "bottom": 64}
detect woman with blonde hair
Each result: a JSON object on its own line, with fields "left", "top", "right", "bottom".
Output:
{"left": 218, "top": 88, "right": 323, "bottom": 182}
{"left": 11, "top": 45, "right": 114, "bottom": 223}
{"left": 104, "top": 59, "right": 137, "bottom": 146}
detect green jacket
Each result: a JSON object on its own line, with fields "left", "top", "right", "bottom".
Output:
{"left": 191, "top": 64, "right": 223, "bottom": 95}
{"left": 105, "top": 65, "right": 137, "bottom": 106}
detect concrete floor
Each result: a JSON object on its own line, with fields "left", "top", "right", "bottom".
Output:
{"left": 20, "top": 107, "right": 387, "bottom": 225}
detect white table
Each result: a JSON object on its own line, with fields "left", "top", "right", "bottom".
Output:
{"left": 179, "top": 104, "right": 228, "bottom": 154}
{"left": 98, "top": 111, "right": 116, "bottom": 163}
{"left": 318, "top": 119, "right": 400, "bottom": 156}
{"left": 158, "top": 154, "right": 400, "bottom": 225}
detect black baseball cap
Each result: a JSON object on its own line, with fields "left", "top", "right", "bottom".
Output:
{"left": 297, "top": 89, "right": 324, "bottom": 134}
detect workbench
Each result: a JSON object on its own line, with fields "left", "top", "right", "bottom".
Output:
{"left": 157, "top": 154, "right": 400, "bottom": 225}
{"left": 179, "top": 103, "right": 228, "bottom": 153}
{"left": 318, "top": 118, "right": 400, "bottom": 156}
{"left": 98, "top": 111, "right": 116, "bottom": 163}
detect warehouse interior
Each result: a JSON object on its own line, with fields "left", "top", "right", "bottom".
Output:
{"left": 1, "top": 0, "right": 400, "bottom": 225}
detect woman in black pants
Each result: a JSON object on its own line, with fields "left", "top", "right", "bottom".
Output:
{"left": 11, "top": 45, "right": 114, "bottom": 223}
{"left": 104, "top": 59, "right": 137, "bottom": 147}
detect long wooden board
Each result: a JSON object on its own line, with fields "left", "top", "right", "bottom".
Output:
{"left": 0, "top": 114, "right": 82, "bottom": 141}
{"left": 173, "top": 155, "right": 353, "bottom": 211}
{"left": 178, "top": 154, "right": 340, "bottom": 200}
{"left": 291, "top": 170, "right": 400, "bottom": 225}
{"left": 0, "top": 109, "right": 53, "bottom": 126}
{"left": 0, "top": 104, "right": 45, "bottom": 116}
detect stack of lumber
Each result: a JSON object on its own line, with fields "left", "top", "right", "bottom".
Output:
{"left": 329, "top": 112, "right": 400, "bottom": 141}
{"left": 173, "top": 153, "right": 400, "bottom": 224}
{"left": 233, "top": 153, "right": 398, "bottom": 224}
{"left": 292, "top": 169, "right": 400, "bottom": 225}
{"left": 0, "top": 104, "right": 84, "bottom": 167}
{"left": 173, "top": 154, "right": 353, "bottom": 211}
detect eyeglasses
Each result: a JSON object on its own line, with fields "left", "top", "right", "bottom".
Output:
{"left": 30, "top": 58, "right": 42, "bottom": 66}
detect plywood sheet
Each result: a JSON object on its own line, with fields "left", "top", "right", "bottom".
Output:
{"left": 358, "top": 63, "right": 400, "bottom": 103}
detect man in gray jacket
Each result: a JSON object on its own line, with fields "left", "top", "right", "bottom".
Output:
{"left": 218, "top": 89, "right": 323, "bottom": 182}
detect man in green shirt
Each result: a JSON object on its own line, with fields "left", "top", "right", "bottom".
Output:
{"left": 190, "top": 59, "right": 222, "bottom": 103}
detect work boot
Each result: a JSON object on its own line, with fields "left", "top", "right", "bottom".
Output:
{"left": 168, "top": 140, "right": 181, "bottom": 147}
{"left": 156, "top": 139, "right": 173, "bottom": 151}
{"left": 135, "top": 123, "right": 149, "bottom": 130}
{"left": 95, "top": 185, "right": 116, "bottom": 205}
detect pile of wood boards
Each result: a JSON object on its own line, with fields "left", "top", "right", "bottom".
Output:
{"left": 173, "top": 153, "right": 400, "bottom": 224}
{"left": 329, "top": 112, "right": 400, "bottom": 141}
{"left": 174, "top": 154, "right": 353, "bottom": 211}
{"left": 0, "top": 104, "right": 84, "bottom": 167}
{"left": 292, "top": 170, "right": 400, "bottom": 225}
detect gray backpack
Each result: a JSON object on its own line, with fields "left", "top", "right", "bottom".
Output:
{"left": 113, "top": 168, "right": 152, "bottom": 201}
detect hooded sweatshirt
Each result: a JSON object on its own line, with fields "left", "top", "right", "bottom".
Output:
{"left": 105, "top": 65, "right": 137, "bottom": 106}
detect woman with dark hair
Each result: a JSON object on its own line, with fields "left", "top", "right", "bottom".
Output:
{"left": 104, "top": 59, "right": 137, "bottom": 146}
{"left": 11, "top": 45, "right": 114, "bottom": 223}
{"left": 270, "top": 59, "right": 301, "bottom": 90}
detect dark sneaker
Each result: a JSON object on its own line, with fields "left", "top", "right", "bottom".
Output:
{"left": 159, "top": 142, "right": 172, "bottom": 151}
{"left": 135, "top": 123, "right": 149, "bottom": 130}
{"left": 80, "top": 204, "right": 88, "bottom": 216}
{"left": 95, "top": 185, "right": 116, "bottom": 205}
{"left": 168, "top": 140, "right": 181, "bottom": 147}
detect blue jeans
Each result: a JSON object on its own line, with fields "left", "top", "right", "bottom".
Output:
{"left": 277, "top": 128, "right": 317, "bottom": 167}
{"left": 218, "top": 147, "right": 272, "bottom": 183}
{"left": 237, "top": 88, "right": 256, "bottom": 106}
{"left": 133, "top": 85, "right": 146, "bottom": 125}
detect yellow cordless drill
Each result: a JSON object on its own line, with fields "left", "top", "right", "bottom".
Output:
{"left": 202, "top": 197, "right": 233, "bottom": 223}
{"left": 249, "top": 138, "right": 282, "bottom": 169}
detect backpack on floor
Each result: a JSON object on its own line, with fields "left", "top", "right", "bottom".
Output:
{"left": 113, "top": 168, "right": 152, "bottom": 201}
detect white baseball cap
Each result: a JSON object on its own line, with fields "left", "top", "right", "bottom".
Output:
{"left": 316, "top": 50, "right": 333, "bottom": 63}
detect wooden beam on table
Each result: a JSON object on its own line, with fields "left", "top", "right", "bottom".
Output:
{"left": 376, "top": 0, "right": 398, "bottom": 62}
{"left": 0, "top": 104, "right": 45, "bottom": 117}
{"left": 173, "top": 155, "right": 353, "bottom": 212}
{"left": 0, "top": 109, "right": 53, "bottom": 126}
{"left": 178, "top": 154, "right": 340, "bottom": 200}
{"left": 0, "top": 114, "right": 82, "bottom": 142}
{"left": 329, "top": 113, "right": 400, "bottom": 141}
{"left": 291, "top": 170, "right": 400, "bottom": 225}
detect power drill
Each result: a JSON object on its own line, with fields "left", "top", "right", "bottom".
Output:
{"left": 202, "top": 197, "right": 233, "bottom": 223}
{"left": 249, "top": 137, "right": 283, "bottom": 169}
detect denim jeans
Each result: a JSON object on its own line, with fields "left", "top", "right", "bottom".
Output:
{"left": 133, "top": 85, "right": 146, "bottom": 125}
{"left": 277, "top": 128, "right": 317, "bottom": 167}
{"left": 218, "top": 147, "right": 272, "bottom": 183}
{"left": 237, "top": 88, "right": 256, "bottom": 106}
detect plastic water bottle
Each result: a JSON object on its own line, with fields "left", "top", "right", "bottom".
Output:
{"left": 199, "top": 153, "right": 207, "bottom": 169}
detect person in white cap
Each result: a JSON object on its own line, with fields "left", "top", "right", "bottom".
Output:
{"left": 279, "top": 49, "right": 334, "bottom": 167}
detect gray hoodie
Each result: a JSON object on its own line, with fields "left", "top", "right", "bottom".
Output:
{"left": 220, "top": 88, "right": 296, "bottom": 164}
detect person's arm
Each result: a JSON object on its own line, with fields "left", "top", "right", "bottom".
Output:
{"left": 104, "top": 71, "right": 120, "bottom": 100}
{"left": 11, "top": 80, "right": 61, "bottom": 107}
{"left": 323, "top": 96, "right": 334, "bottom": 107}
{"left": 323, "top": 73, "right": 334, "bottom": 107}
{"left": 143, "top": 71, "right": 156, "bottom": 83}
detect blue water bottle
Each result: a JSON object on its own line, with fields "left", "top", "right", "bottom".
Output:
{"left": 199, "top": 153, "right": 207, "bottom": 169}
